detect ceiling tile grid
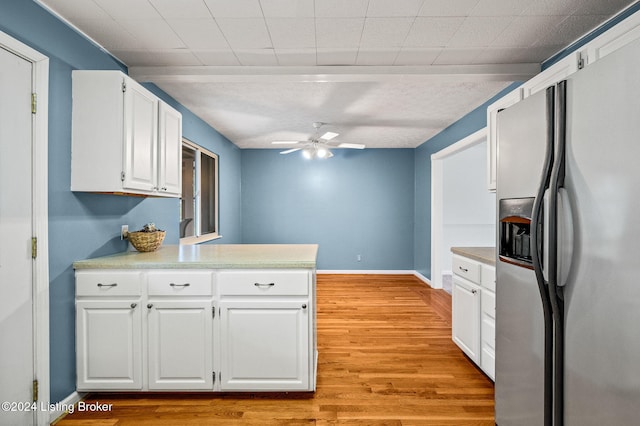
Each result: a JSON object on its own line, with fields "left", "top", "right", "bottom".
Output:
{"left": 37, "top": 0, "right": 637, "bottom": 149}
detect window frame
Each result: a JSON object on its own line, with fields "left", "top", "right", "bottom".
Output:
{"left": 180, "top": 138, "right": 221, "bottom": 245}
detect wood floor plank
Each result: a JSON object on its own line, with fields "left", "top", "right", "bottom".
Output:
{"left": 54, "top": 274, "right": 494, "bottom": 425}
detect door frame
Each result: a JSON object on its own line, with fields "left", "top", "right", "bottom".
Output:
{"left": 430, "top": 128, "right": 486, "bottom": 289}
{"left": 0, "top": 30, "right": 50, "bottom": 425}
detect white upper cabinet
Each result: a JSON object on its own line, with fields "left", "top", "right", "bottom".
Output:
{"left": 71, "top": 70, "right": 181, "bottom": 197}
{"left": 486, "top": 87, "right": 522, "bottom": 191}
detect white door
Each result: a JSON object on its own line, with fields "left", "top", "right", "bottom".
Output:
{"left": 0, "top": 46, "right": 36, "bottom": 425}
{"left": 219, "top": 300, "right": 310, "bottom": 391}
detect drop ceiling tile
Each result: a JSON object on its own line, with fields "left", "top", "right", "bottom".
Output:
{"left": 360, "top": 18, "right": 414, "bottom": 48}
{"left": 355, "top": 48, "right": 400, "bottom": 65}
{"left": 404, "top": 17, "right": 464, "bottom": 47}
{"left": 492, "top": 15, "right": 565, "bottom": 47}
{"left": 366, "top": 0, "right": 425, "bottom": 17}
{"left": 469, "top": 0, "right": 532, "bottom": 17}
{"left": 315, "top": 0, "right": 368, "bottom": 18}
{"left": 473, "top": 46, "right": 558, "bottom": 64}
{"left": 447, "top": 16, "right": 513, "bottom": 47}
{"left": 266, "top": 18, "right": 316, "bottom": 48}
{"left": 193, "top": 49, "right": 241, "bottom": 65}
{"left": 432, "top": 48, "right": 481, "bottom": 65}
{"left": 149, "top": 0, "right": 212, "bottom": 19}
{"left": 39, "top": 0, "right": 112, "bottom": 20}
{"left": 535, "top": 14, "right": 608, "bottom": 47}
{"left": 73, "top": 19, "right": 138, "bottom": 49}
{"left": 168, "top": 19, "right": 229, "bottom": 49}
{"left": 203, "top": 0, "right": 263, "bottom": 18}
{"left": 216, "top": 18, "right": 273, "bottom": 49}
{"left": 418, "top": 0, "right": 480, "bottom": 17}
{"left": 118, "top": 19, "right": 186, "bottom": 49}
{"left": 260, "top": 0, "right": 314, "bottom": 17}
{"left": 521, "top": 0, "right": 581, "bottom": 16}
{"left": 316, "top": 48, "right": 358, "bottom": 65}
{"left": 394, "top": 47, "right": 442, "bottom": 65}
{"left": 275, "top": 48, "right": 317, "bottom": 65}
{"left": 315, "top": 18, "right": 365, "bottom": 48}
{"left": 111, "top": 49, "right": 202, "bottom": 66}
{"left": 234, "top": 48, "right": 279, "bottom": 65}
{"left": 93, "top": 0, "right": 162, "bottom": 19}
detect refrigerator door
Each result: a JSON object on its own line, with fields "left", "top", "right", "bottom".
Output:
{"left": 563, "top": 36, "right": 640, "bottom": 425}
{"left": 495, "top": 88, "right": 550, "bottom": 425}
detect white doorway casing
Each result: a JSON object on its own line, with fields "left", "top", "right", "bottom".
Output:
{"left": 431, "top": 128, "right": 487, "bottom": 289}
{"left": 0, "top": 30, "right": 49, "bottom": 426}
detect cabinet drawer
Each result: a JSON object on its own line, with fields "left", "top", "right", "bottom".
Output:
{"left": 481, "top": 289, "right": 495, "bottom": 319}
{"left": 76, "top": 271, "right": 142, "bottom": 296}
{"left": 453, "top": 255, "right": 481, "bottom": 283}
{"left": 147, "top": 271, "right": 213, "bottom": 296}
{"left": 481, "top": 264, "right": 496, "bottom": 291}
{"left": 219, "top": 270, "right": 309, "bottom": 296}
{"left": 482, "top": 316, "right": 495, "bottom": 348}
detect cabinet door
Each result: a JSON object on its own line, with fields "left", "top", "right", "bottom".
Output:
{"left": 158, "top": 102, "right": 182, "bottom": 196}
{"left": 76, "top": 300, "right": 142, "bottom": 390}
{"left": 452, "top": 276, "right": 481, "bottom": 363}
{"left": 219, "top": 299, "right": 310, "bottom": 391}
{"left": 487, "top": 87, "right": 522, "bottom": 191}
{"left": 147, "top": 300, "right": 213, "bottom": 390}
{"left": 123, "top": 78, "right": 158, "bottom": 192}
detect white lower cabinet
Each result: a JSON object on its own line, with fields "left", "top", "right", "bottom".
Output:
{"left": 76, "top": 300, "right": 143, "bottom": 390}
{"left": 452, "top": 276, "right": 481, "bottom": 363}
{"left": 75, "top": 268, "right": 316, "bottom": 392}
{"left": 219, "top": 300, "right": 309, "bottom": 391}
{"left": 147, "top": 300, "right": 213, "bottom": 390}
{"left": 451, "top": 254, "right": 496, "bottom": 380}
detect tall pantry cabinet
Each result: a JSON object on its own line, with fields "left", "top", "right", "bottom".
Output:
{"left": 71, "top": 70, "right": 182, "bottom": 197}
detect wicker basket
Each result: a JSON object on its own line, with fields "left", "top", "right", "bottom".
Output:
{"left": 127, "top": 230, "right": 166, "bottom": 252}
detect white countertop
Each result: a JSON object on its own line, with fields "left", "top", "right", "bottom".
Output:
{"left": 74, "top": 244, "right": 318, "bottom": 270}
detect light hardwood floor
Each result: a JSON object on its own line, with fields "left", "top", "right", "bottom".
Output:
{"left": 55, "top": 274, "right": 494, "bottom": 425}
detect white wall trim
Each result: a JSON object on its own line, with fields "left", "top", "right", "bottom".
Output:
{"left": 430, "top": 127, "right": 487, "bottom": 290}
{"left": 48, "top": 391, "right": 86, "bottom": 424}
{"left": 317, "top": 270, "right": 434, "bottom": 288}
{"left": 0, "top": 30, "right": 50, "bottom": 426}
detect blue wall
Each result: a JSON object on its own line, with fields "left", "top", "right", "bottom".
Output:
{"left": 242, "top": 149, "right": 415, "bottom": 270}
{"left": 413, "top": 82, "right": 522, "bottom": 279}
{"left": 0, "top": 0, "right": 241, "bottom": 403}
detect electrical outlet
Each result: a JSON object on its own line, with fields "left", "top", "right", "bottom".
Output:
{"left": 121, "top": 225, "right": 128, "bottom": 240}
{"left": 357, "top": 254, "right": 362, "bottom": 262}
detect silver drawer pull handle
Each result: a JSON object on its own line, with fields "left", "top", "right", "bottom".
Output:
{"left": 130, "top": 303, "right": 137, "bottom": 309}
{"left": 254, "top": 282, "right": 275, "bottom": 287}
{"left": 170, "top": 283, "right": 191, "bottom": 287}
{"left": 459, "top": 266, "right": 468, "bottom": 272}
{"left": 97, "top": 283, "right": 117, "bottom": 287}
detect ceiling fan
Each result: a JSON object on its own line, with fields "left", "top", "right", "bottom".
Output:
{"left": 272, "top": 122, "right": 365, "bottom": 159}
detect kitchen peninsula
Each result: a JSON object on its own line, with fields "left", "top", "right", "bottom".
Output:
{"left": 74, "top": 244, "right": 318, "bottom": 393}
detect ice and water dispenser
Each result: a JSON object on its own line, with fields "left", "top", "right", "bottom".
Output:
{"left": 499, "top": 198, "right": 536, "bottom": 269}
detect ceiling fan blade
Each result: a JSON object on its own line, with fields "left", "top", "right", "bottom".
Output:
{"left": 338, "top": 143, "right": 365, "bottom": 150}
{"left": 320, "top": 131, "right": 339, "bottom": 141}
{"left": 280, "top": 148, "right": 302, "bottom": 155}
{"left": 272, "top": 140, "right": 301, "bottom": 145}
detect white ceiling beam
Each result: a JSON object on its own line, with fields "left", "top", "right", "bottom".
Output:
{"left": 130, "top": 63, "right": 539, "bottom": 84}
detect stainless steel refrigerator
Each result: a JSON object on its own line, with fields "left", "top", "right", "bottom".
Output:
{"left": 495, "top": 37, "right": 640, "bottom": 425}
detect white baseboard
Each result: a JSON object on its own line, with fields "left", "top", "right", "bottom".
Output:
{"left": 318, "top": 269, "right": 417, "bottom": 275}
{"left": 49, "top": 391, "right": 86, "bottom": 425}
{"left": 317, "top": 269, "right": 434, "bottom": 288}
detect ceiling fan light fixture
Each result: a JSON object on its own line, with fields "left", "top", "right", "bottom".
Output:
{"left": 302, "top": 147, "right": 314, "bottom": 159}
{"left": 316, "top": 146, "right": 329, "bottom": 158}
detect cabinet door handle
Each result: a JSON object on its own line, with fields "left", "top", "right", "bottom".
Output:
{"left": 170, "top": 283, "right": 191, "bottom": 287}
{"left": 97, "top": 283, "right": 117, "bottom": 287}
{"left": 254, "top": 282, "right": 275, "bottom": 288}
{"left": 471, "top": 289, "right": 478, "bottom": 295}
{"left": 147, "top": 303, "right": 153, "bottom": 309}
{"left": 301, "top": 304, "right": 307, "bottom": 309}
{"left": 130, "top": 303, "right": 137, "bottom": 309}
{"left": 459, "top": 266, "right": 468, "bottom": 273}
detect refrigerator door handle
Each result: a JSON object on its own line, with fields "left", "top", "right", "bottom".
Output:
{"left": 557, "top": 188, "right": 574, "bottom": 287}
{"left": 530, "top": 85, "right": 556, "bottom": 426}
